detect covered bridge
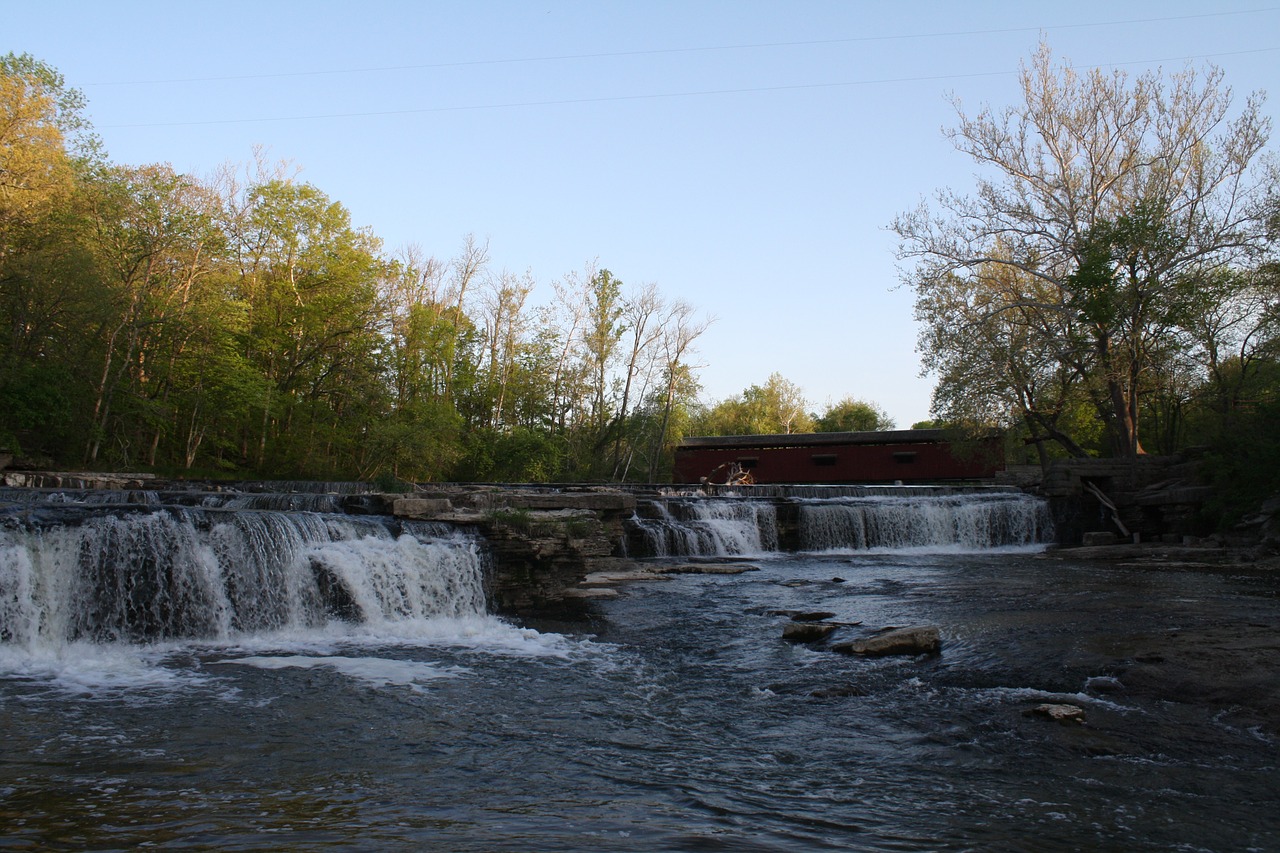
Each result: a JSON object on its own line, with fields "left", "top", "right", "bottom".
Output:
{"left": 672, "top": 429, "right": 1003, "bottom": 485}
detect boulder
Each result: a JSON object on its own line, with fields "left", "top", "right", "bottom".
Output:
{"left": 832, "top": 626, "right": 941, "bottom": 657}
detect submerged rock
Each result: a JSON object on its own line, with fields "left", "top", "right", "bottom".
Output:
{"left": 1031, "top": 703, "right": 1086, "bottom": 724}
{"left": 767, "top": 609, "right": 837, "bottom": 621}
{"left": 782, "top": 621, "right": 838, "bottom": 643}
{"left": 1084, "top": 675, "right": 1125, "bottom": 694}
{"left": 655, "top": 563, "right": 760, "bottom": 575}
{"left": 832, "top": 626, "right": 942, "bottom": 657}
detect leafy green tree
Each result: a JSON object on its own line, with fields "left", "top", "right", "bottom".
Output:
{"left": 80, "top": 163, "right": 221, "bottom": 465}
{"left": 228, "top": 179, "right": 388, "bottom": 474}
{"left": 0, "top": 54, "right": 101, "bottom": 459}
{"left": 583, "top": 268, "right": 625, "bottom": 437}
{"left": 815, "top": 397, "right": 895, "bottom": 432}
{"left": 699, "top": 373, "right": 812, "bottom": 436}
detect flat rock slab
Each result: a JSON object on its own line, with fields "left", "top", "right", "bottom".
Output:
{"left": 392, "top": 498, "right": 455, "bottom": 518}
{"left": 580, "top": 570, "right": 671, "bottom": 586}
{"left": 654, "top": 564, "right": 761, "bottom": 575}
{"left": 562, "top": 587, "right": 619, "bottom": 599}
{"left": 832, "top": 626, "right": 942, "bottom": 657}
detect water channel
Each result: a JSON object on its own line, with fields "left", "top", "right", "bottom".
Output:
{"left": 1, "top": 486, "right": 1275, "bottom": 850}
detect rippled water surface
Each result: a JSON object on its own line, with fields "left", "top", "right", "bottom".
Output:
{"left": 2, "top": 551, "right": 1278, "bottom": 851}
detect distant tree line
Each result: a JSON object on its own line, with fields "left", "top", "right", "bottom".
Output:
{"left": 1, "top": 53, "right": 900, "bottom": 484}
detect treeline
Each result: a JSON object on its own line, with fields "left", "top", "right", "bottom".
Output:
{"left": 1, "top": 54, "right": 718, "bottom": 482}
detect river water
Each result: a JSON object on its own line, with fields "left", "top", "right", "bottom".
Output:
{"left": 1, "top": 489, "right": 1277, "bottom": 850}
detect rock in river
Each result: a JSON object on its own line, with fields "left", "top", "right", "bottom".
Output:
{"left": 832, "top": 626, "right": 942, "bottom": 657}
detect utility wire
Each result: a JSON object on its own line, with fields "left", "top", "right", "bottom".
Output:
{"left": 86, "top": 7, "right": 1279, "bottom": 87}
{"left": 100, "top": 46, "right": 1280, "bottom": 129}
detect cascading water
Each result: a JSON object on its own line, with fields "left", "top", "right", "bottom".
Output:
{"left": 797, "top": 491, "right": 1054, "bottom": 551}
{"left": 627, "top": 488, "right": 1053, "bottom": 557}
{"left": 0, "top": 501, "right": 488, "bottom": 649}
{"left": 626, "top": 498, "right": 779, "bottom": 557}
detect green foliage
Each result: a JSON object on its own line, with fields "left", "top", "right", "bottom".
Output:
{"left": 0, "top": 56, "right": 720, "bottom": 482}
{"left": 456, "top": 427, "right": 564, "bottom": 482}
{"left": 697, "top": 373, "right": 813, "bottom": 436}
{"left": 0, "top": 362, "right": 75, "bottom": 456}
{"left": 485, "top": 507, "right": 534, "bottom": 531}
{"left": 815, "top": 397, "right": 895, "bottom": 432}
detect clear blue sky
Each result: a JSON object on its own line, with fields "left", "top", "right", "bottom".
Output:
{"left": 5, "top": 1, "right": 1278, "bottom": 428}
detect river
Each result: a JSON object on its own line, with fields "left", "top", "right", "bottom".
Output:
{"left": 1, "top": 488, "right": 1276, "bottom": 850}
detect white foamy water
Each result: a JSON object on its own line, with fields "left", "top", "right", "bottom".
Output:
{"left": 797, "top": 493, "right": 1053, "bottom": 552}
{"left": 627, "top": 499, "right": 779, "bottom": 557}
{"left": 0, "top": 509, "right": 488, "bottom": 648}
{"left": 214, "top": 654, "right": 467, "bottom": 691}
{"left": 0, "top": 614, "right": 597, "bottom": 699}
{"left": 0, "top": 503, "right": 562, "bottom": 696}
{"left": 0, "top": 641, "right": 209, "bottom": 695}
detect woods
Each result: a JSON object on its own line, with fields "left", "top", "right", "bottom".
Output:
{"left": 0, "top": 54, "right": 721, "bottom": 482}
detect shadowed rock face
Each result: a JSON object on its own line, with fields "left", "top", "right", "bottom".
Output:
{"left": 832, "top": 625, "right": 942, "bottom": 657}
{"left": 389, "top": 487, "right": 641, "bottom": 618}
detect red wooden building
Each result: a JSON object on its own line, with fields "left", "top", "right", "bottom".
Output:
{"left": 672, "top": 429, "right": 1003, "bottom": 485}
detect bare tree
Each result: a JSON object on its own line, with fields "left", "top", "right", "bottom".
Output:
{"left": 893, "top": 43, "right": 1271, "bottom": 456}
{"left": 647, "top": 301, "right": 712, "bottom": 480}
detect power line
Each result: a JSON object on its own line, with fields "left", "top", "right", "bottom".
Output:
{"left": 100, "top": 46, "right": 1280, "bottom": 130}
{"left": 85, "top": 7, "right": 1280, "bottom": 87}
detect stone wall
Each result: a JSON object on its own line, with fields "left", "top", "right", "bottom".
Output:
{"left": 1036, "top": 456, "right": 1216, "bottom": 546}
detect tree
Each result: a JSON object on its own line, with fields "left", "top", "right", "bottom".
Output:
{"left": 893, "top": 43, "right": 1272, "bottom": 457}
{"left": 815, "top": 397, "right": 895, "bottom": 432}
{"left": 645, "top": 300, "right": 711, "bottom": 481}
{"left": 609, "top": 281, "right": 664, "bottom": 479}
{"left": 700, "top": 373, "right": 812, "bottom": 436}
{"left": 0, "top": 52, "right": 95, "bottom": 231}
{"left": 229, "top": 179, "right": 387, "bottom": 473}
{"left": 0, "top": 54, "right": 98, "bottom": 458}
{"left": 582, "top": 267, "right": 625, "bottom": 437}
{"left": 81, "top": 163, "right": 218, "bottom": 464}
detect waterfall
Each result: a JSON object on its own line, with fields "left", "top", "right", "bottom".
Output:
{"left": 628, "top": 489, "right": 1053, "bottom": 557}
{"left": 0, "top": 504, "right": 487, "bottom": 649}
{"left": 799, "top": 492, "right": 1053, "bottom": 551}
{"left": 627, "top": 498, "right": 778, "bottom": 557}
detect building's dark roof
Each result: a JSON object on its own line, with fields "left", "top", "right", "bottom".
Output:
{"left": 676, "top": 429, "right": 954, "bottom": 450}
